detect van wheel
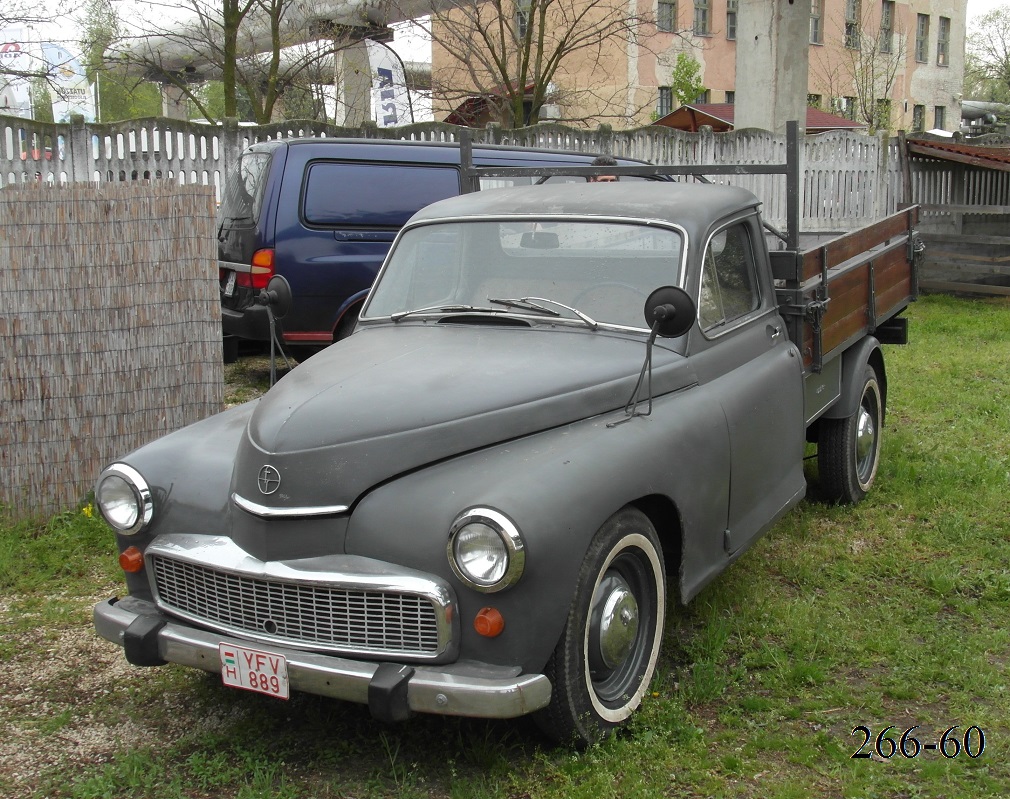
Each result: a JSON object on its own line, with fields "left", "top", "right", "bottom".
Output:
{"left": 535, "top": 507, "right": 665, "bottom": 747}
{"left": 818, "top": 364, "right": 883, "bottom": 504}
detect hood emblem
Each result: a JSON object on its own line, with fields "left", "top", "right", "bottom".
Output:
{"left": 257, "top": 465, "right": 281, "bottom": 495}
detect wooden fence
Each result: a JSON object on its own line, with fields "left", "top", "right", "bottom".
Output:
{"left": 1, "top": 183, "right": 220, "bottom": 520}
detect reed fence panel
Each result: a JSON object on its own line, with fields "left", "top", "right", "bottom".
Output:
{"left": 1, "top": 183, "right": 220, "bottom": 520}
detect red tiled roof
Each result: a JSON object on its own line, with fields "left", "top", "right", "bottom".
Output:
{"left": 653, "top": 103, "right": 867, "bottom": 133}
{"left": 905, "top": 137, "right": 1010, "bottom": 172}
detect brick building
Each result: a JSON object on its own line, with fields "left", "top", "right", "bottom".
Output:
{"left": 432, "top": 0, "right": 966, "bottom": 132}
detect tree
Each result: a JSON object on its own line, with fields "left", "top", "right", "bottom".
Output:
{"left": 669, "top": 52, "right": 705, "bottom": 108}
{"left": 105, "top": 0, "right": 348, "bottom": 123}
{"left": 81, "top": 0, "right": 161, "bottom": 122}
{"left": 422, "top": 0, "right": 686, "bottom": 128}
{"left": 967, "top": 7, "right": 1010, "bottom": 101}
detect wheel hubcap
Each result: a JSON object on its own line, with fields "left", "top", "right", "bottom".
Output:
{"left": 856, "top": 406, "right": 875, "bottom": 464}
{"left": 589, "top": 574, "right": 640, "bottom": 676}
{"left": 855, "top": 391, "right": 879, "bottom": 484}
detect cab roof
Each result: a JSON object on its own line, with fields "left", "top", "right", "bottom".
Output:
{"left": 407, "top": 181, "right": 762, "bottom": 234}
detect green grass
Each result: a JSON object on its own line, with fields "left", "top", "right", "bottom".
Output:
{"left": 2, "top": 294, "right": 1009, "bottom": 798}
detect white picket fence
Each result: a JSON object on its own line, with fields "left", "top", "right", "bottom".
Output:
{"left": 1, "top": 114, "right": 1007, "bottom": 234}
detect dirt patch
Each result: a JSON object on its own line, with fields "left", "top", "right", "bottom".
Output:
{"left": 0, "top": 594, "right": 238, "bottom": 798}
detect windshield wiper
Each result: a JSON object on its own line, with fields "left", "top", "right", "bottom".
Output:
{"left": 490, "top": 296, "right": 597, "bottom": 329}
{"left": 390, "top": 304, "right": 498, "bottom": 321}
{"left": 487, "top": 297, "right": 561, "bottom": 317}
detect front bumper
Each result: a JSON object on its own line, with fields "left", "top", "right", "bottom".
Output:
{"left": 94, "top": 596, "right": 552, "bottom": 720}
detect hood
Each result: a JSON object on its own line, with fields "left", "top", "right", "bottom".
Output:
{"left": 231, "top": 322, "right": 696, "bottom": 510}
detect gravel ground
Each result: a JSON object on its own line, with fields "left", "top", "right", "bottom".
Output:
{"left": 0, "top": 590, "right": 193, "bottom": 797}
{"left": 0, "top": 355, "right": 282, "bottom": 799}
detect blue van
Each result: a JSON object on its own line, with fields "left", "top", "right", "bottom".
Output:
{"left": 217, "top": 138, "right": 650, "bottom": 359}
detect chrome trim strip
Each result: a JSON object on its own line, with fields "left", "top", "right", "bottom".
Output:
{"left": 232, "top": 492, "right": 349, "bottom": 518}
{"left": 144, "top": 534, "right": 457, "bottom": 661}
{"left": 94, "top": 597, "right": 551, "bottom": 718}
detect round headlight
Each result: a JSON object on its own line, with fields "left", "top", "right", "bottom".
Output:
{"left": 96, "top": 464, "right": 153, "bottom": 536}
{"left": 447, "top": 508, "right": 525, "bottom": 593}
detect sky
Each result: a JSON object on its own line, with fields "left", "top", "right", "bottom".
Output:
{"left": 968, "top": 0, "right": 1008, "bottom": 22}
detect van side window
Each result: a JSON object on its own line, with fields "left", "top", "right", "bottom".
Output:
{"left": 303, "top": 163, "right": 461, "bottom": 227}
{"left": 699, "top": 222, "right": 760, "bottom": 332}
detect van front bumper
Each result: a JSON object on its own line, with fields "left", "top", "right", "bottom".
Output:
{"left": 94, "top": 596, "right": 552, "bottom": 721}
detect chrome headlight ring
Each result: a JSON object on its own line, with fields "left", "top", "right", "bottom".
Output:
{"left": 95, "top": 463, "right": 154, "bottom": 536}
{"left": 447, "top": 507, "right": 526, "bottom": 594}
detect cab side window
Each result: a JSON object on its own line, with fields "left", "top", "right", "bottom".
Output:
{"left": 699, "top": 222, "right": 760, "bottom": 332}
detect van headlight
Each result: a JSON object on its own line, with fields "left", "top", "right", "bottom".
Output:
{"left": 447, "top": 507, "right": 525, "bottom": 593}
{"left": 96, "top": 463, "right": 153, "bottom": 536}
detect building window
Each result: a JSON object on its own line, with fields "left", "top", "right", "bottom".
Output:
{"left": 807, "top": 94, "right": 822, "bottom": 109}
{"left": 726, "top": 0, "right": 737, "bottom": 39}
{"left": 695, "top": 89, "right": 711, "bottom": 103}
{"left": 833, "top": 96, "right": 858, "bottom": 120}
{"left": 880, "top": 1, "right": 894, "bottom": 54}
{"left": 725, "top": 90, "right": 735, "bottom": 104}
{"left": 694, "top": 0, "right": 710, "bottom": 35}
{"left": 658, "top": 0, "right": 676, "bottom": 32}
{"left": 516, "top": 0, "right": 531, "bottom": 39}
{"left": 937, "top": 17, "right": 950, "bottom": 65}
{"left": 912, "top": 104, "right": 925, "bottom": 131}
{"left": 658, "top": 87, "right": 673, "bottom": 116}
{"left": 915, "top": 14, "right": 929, "bottom": 63}
{"left": 845, "top": 0, "right": 860, "bottom": 49}
{"left": 810, "top": 0, "right": 823, "bottom": 44}
{"left": 934, "top": 106, "right": 946, "bottom": 130}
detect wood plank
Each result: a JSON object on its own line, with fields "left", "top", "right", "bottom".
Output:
{"left": 920, "top": 280, "right": 1010, "bottom": 296}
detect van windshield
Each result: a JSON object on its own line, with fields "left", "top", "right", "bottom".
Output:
{"left": 220, "top": 150, "right": 272, "bottom": 225}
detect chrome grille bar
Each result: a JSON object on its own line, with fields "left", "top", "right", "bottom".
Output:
{"left": 144, "top": 535, "right": 455, "bottom": 661}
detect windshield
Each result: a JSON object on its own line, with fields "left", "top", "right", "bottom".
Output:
{"left": 363, "top": 219, "right": 684, "bottom": 329}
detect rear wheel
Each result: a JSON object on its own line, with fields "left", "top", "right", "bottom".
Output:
{"left": 535, "top": 507, "right": 665, "bottom": 746}
{"left": 818, "top": 364, "right": 883, "bottom": 504}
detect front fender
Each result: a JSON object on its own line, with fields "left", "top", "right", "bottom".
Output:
{"left": 345, "top": 383, "right": 730, "bottom": 674}
{"left": 103, "top": 401, "right": 258, "bottom": 597}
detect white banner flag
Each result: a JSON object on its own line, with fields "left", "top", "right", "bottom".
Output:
{"left": 365, "top": 41, "right": 412, "bottom": 128}
{"left": 41, "top": 43, "right": 96, "bottom": 122}
{"left": 0, "top": 29, "right": 37, "bottom": 118}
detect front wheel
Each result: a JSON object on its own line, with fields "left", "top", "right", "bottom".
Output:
{"left": 818, "top": 363, "right": 883, "bottom": 504}
{"left": 535, "top": 507, "right": 665, "bottom": 746}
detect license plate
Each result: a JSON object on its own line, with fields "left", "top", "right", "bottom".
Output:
{"left": 223, "top": 270, "right": 236, "bottom": 297}
{"left": 220, "top": 643, "right": 289, "bottom": 699}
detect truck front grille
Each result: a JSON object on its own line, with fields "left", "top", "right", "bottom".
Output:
{"left": 150, "top": 554, "right": 449, "bottom": 660}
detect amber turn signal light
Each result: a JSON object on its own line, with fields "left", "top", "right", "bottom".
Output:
{"left": 473, "top": 607, "right": 505, "bottom": 638}
{"left": 119, "top": 546, "right": 145, "bottom": 573}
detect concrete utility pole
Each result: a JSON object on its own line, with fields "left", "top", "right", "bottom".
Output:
{"left": 734, "top": 0, "right": 810, "bottom": 134}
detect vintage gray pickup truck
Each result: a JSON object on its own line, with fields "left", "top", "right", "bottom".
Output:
{"left": 93, "top": 172, "right": 920, "bottom": 745}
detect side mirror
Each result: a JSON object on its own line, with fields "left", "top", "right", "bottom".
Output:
{"left": 259, "top": 274, "right": 292, "bottom": 319}
{"left": 520, "top": 231, "right": 559, "bottom": 249}
{"left": 643, "top": 286, "right": 695, "bottom": 337}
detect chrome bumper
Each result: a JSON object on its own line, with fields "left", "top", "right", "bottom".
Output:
{"left": 94, "top": 596, "right": 552, "bottom": 720}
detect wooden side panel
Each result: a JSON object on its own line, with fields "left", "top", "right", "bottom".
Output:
{"left": 796, "top": 239, "right": 915, "bottom": 370}
{"left": 801, "top": 208, "right": 916, "bottom": 282}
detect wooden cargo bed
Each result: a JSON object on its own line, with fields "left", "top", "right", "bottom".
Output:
{"left": 770, "top": 206, "right": 921, "bottom": 373}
